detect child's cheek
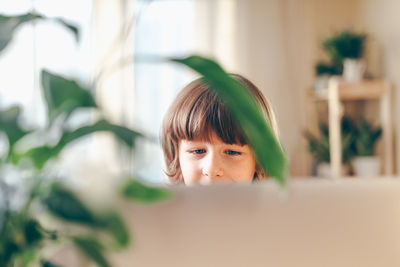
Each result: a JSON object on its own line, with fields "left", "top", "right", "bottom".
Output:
{"left": 179, "top": 156, "right": 199, "bottom": 185}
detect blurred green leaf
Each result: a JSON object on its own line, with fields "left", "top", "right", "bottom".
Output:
{"left": 0, "top": 13, "right": 42, "bottom": 53}
{"left": 24, "top": 219, "right": 43, "bottom": 246}
{"left": 43, "top": 183, "right": 98, "bottom": 226}
{"left": 122, "top": 179, "right": 171, "bottom": 203}
{"left": 0, "top": 12, "right": 79, "bottom": 54}
{"left": 98, "top": 212, "right": 130, "bottom": 248}
{"left": 18, "top": 247, "right": 39, "bottom": 266}
{"left": 43, "top": 184, "right": 130, "bottom": 248}
{"left": 57, "top": 119, "right": 142, "bottom": 149}
{"left": 0, "top": 213, "right": 20, "bottom": 265}
{"left": 41, "top": 259, "right": 62, "bottom": 267}
{"left": 0, "top": 106, "right": 31, "bottom": 156}
{"left": 0, "top": 240, "right": 19, "bottom": 265}
{"left": 73, "top": 236, "right": 110, "bottom": 267}
{"left": 17, "top": 119, "right": 141, "bottom": 170}
{"left": 0, "top": 213, "right": 46, "bottom": 266}
{"left": 19, "top": 145, "right": 60, "bottom": 170}
{"left": 41, "top": 70, "right": 97, "bottom": 125}
{"left": 53, "top": 17, "right": 79, "bottom": 42}
{"left": 172, "top": 55, "right": 287, "bottom": 185}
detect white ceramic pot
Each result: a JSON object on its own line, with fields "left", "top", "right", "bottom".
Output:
{"left": 316, "top": 162, "right": 332, "bottom": 178}
{"left": 353, "top": 156, "right": 381, "bottom": 177}
{"left": 343, "top": 59, "right": 365, "bottom": 83}
{"left": 314, "top": 75, "right": 330, "bottom": 97}
{"left": 316, "top": 162, "right": 349, "bottom": 178}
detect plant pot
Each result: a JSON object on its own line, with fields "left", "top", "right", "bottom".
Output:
{"left": 343, "top": 58, "right": 365, "bottom": 83}
{"left": 313, "top": 75, "right": 330, "bottom": 97}
{"left": 316, "top": 162, "right": 350, "bottom": 178}
{"left": 353, "top": 156, "right": 381, "bottom": 177}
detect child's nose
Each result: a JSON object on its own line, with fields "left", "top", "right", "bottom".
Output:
{"left": 202, "top": 154, "right": 224, "bottom": 179}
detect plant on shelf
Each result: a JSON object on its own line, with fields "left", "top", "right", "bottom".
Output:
{"left": 313, "top": 61, "right": 341, "bottom": 94}
{"left": 323, "top": 30, "right": 367, "bottom": 61}
{"left": 352, "top": 118, "right": 382, "bottom": 177}
{"left": 315, "top": 61, "right": 341, "bottom": 77}
{"left": 304, "top": 116, "right": 355, "bottom": 177}
{"left": 323, "top": 30, "right": 367, "bottom": 82}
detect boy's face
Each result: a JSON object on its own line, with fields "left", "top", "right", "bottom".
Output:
{"left": 178, "top": 131, "right": 256, "bottom": 185}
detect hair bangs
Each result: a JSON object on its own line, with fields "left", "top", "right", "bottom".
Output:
{"left": 175, "top": 88, "right": 247, "bottom": 145}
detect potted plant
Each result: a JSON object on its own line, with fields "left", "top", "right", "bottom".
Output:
{"left": 323, "top": 30, "right": 367, "bottom": 83}
{"left": 304, "top": 117, "right": 355, "bottom": 177}
{"left": 313, "top": 61, "right": 341, "bottom": 96}
{"left": 352, "top": 118, "right": 382, "bottom": 177}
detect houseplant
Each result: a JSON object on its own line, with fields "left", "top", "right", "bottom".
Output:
{"left": 352, "top": 118, "right": 382, "bottom": 176}
{"left": 304, "top": 117, "right": 355, "bottom": 177}
{"left": 323, "top": 30, "right": 367, "bottom": 82}
{"left": 0, "top": 12, "right": 171, "bottom": 267}
{"left": 0, "top": 11, "right": 287, "bottom": 267}
{"left": 313, "top": 61, "right": 341, "bottom": 96}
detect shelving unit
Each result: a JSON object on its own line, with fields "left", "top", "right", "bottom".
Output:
{"left": 312, "top": 78, "right": 393, "bottom": 178}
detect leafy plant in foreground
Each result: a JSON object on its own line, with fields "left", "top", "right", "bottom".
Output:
{"left": 0, "top": 12, "right": 169, "bottom": 267}
{"left": 0, "top": 10, "right": 287, "bottom": 267}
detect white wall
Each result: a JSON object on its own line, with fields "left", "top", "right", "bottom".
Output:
{"left": 361, "top": 0, "right": 400, "bottom": 173}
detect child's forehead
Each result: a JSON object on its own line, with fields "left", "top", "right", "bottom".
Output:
{"left": 180, "top": 130, "right": 243, "bottom": 146}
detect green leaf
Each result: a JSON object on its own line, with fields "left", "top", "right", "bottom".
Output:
{"left": 43, "top": 183, "right": 98, "bottom": 226}
{"left": 0, "top": 13, "right": 79, "bottom": 54}
{"left": 19, "top": 145, "right": 60, "bottom": 170}
{"left": 122, "top": 179, "right": 171, "bottom": 203}
{"left": 73, "top": 236, "right": 110, "bottom": 267}
{"left": 57, "top": 119, "right": 142, "bottom": 150}
{"left": 0, "top": 212, "right": 21, "bottom": 265}
{"left": 24, "top": 219, "right": 43, "bottom": 246}
{"left": 16, "top": 119, "right": 141, "bottom": 170}
{"left": 0, "top": 13, "right": 42, "bottom": 53}
{"left": 0, "top": 106, "right": 31, "bottom": 155}
{"left": 98, "top": 212, "right": 130, "bottom": 248}
{"left": 172, "top": 55, "right": 287, "bottom": 185}
{"left": 17, "top": 247, "right": 39, "bottom": 266}
{"left": 53, "top": 17, "right": 79, "bottom": 42}
{"left": 41, "top": 70, "right": 97, "bottom": 125}
{"left": 41, "top": 259, "right": 62, "bottom": 267}
{"left": 43, "top": 184, "right": 129, "bottom": 249}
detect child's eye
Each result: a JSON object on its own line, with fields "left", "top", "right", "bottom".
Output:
{"left": 189, "top": 149, "right": 206, "bottom": 155}
{"left": 225, "top": 150, "right": 242, "bottom": 156}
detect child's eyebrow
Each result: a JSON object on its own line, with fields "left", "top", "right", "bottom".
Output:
{"left": 226, "top": 143, "right": 246, "bottom": 147}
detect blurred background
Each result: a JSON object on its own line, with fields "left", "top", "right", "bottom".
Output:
{"left": 1, "top": 0, "right": 399, "bottom": 183}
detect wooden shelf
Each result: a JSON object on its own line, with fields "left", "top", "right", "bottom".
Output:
{"left": 312, "top": 80, "right": 387, "bottom": 101}
{"left": 323, "top": 78, "right": 393, "bottom": 177}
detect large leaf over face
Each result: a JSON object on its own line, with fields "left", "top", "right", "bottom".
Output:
{"left": 41, "top": 70, "right": 97, "bottom": 125}
{"left": 172, "top": 56, "right": 287, "bottom": 184}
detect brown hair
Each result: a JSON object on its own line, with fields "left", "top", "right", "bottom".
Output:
{"left": 161, "top": 74, "right": 279, "bottom": 183}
